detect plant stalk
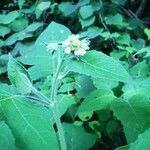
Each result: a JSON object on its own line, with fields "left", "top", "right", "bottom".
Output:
{"left": 50, "top": 53, "right": 67, "bottom": 150}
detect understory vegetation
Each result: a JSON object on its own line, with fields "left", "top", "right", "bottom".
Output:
{"left": 0, "top": 0, "right": 150, "bottom": 150}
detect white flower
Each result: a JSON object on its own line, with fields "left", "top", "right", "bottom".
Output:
{"left": 80, "top": 39, "right": 90, "bottom": 50}
{"left": 62, "top": 39, "right": 70, "bottom": 47}
{"left": 64, "top": 47, "right": 71, "bottom": 54}
{"left": 46, "top": 43, "right": 58, "bottom": 51}
{"left": 74, "top": 48, "right": 86, "bottom": 56}
{"left": 62, "top": 34, "right": 90, "bottom": 56}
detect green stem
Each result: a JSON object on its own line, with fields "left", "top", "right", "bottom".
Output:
{"left": 52, "top": 107, "right": 67, "bottom": 150}
{"left": 50, "top": 54, "right": 67, "bottom": 150}
{"left": 50, "top": 54, "right": 65, "bottom": 103}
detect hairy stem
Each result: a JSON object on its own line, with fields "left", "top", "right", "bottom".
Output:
{"left": 50, "top": 53, "right": 67, "bottom": 150}
{"left": 50, "top": 54, "right": 65, "bottom": 103}
{"left": 52, "top": 107, "right": 67, "bottom": 150}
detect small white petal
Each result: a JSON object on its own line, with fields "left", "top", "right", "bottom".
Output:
{"left": 80, "top": 39, "right": 90, "bottom": 50}
{"left": 74, "top": 48, "right": 86, "bottom": 56}
{"left": 62, "top": 39, "right": 70, "bottom": 47}
{"left": 64, "top": 47, "right": 71, "bottom": 54}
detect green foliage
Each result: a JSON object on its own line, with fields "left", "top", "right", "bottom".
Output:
{"left": 63, "top": 123, "right": 97, "bottom": 150}
{"left": 111, "top": 95, "right": 150, "bottom": 143}
{"left": 0, "top": 84, "right": 59, "bottom": 150}
{"left": 20, "top": 22, "right": 71, "bottom": 80}
{"left": 0, "top": 121, "right": 16, "bottom": 150}
{"left": 68, "top": 50, "right": 132, "bottom": 83}
{"left": 77, "top": 89, "right": 115, "bottom": 114}
{"left": 0, "top": 11, "right": 19, "bottom": 24}
{"left": 0, "top": 0, "right": 150, "bottom": 149}
{"left": 130, "top": 129, "right": 150, "bottom": 150}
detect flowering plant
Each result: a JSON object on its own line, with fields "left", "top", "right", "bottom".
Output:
{"left": 0, "top": 0, "right": 150, "bottom": 149}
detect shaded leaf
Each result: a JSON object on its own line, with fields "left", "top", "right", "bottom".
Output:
{"left": 0, "top": 11, "right": 19, "bottom": 24}
{"left": 77, "top": 89, "right": 115, "bottom": 114}
{"left": 111, "top": 95, "right": 150, "bottom": 143}
{"left": 63, "top": 123, "right": 97, "bottom": 150}
{"left": 0, "top": 121, "right": 16, "bottom": 150}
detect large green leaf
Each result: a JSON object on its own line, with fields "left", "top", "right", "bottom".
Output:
{"left": 0, "top": 121, "right": 16, "bottom": 150}
{"left": 19, "top": 21, "right": 71, "bottom": 80}
{"left": 63, "top": 123, "right": 97, "bottom": 150}
{"left": 111, "top": 95, "right": 150, "bottom": 143}
{"left": 68, "top": 50, "right": 132, "bottom": 83}
{"left": 0, "top": 84, "right": 59, "bottom": 150}
{"left": 77, "top": 89, "right": 115, "bottom": 114}
{"left": 130, "top": 129, "right": 150, "bottom": 150}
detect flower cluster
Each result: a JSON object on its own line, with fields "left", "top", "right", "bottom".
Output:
{"left": 46, "top": 34, "right": 90, "bottom": 56}
{"left": 62, "top": 34, "right": 90, "bottom": 56}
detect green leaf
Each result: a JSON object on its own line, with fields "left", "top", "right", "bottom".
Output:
{"left": 25, "top": 22, "right": 43, "bottom": 33}
{"left": 78, "top": 111, "right": 93, "bottom": 121}
{"left": 0, "top": 84, "right": 59, "bottom": 150}
{"left": 79, "top": 16, "right": 95, "bottom": 28}
{"left": 8, "top": 55, "right": 33, "bottom": 94}
{"left": 15, "top": 72, "right": 33, "bottom": 94}
{"left": 79, "top": 5, "right": 93, "bottom": 19}
{"left": 8, "top": 18, "right": 28, "bottom": 32}
{"left": 0, "top": 11, "right": 19, "bottom": 24}
{"left": 105, "top": 14, "right": 123, "bottom": 26}
{"left": 79, "top": 26, "right": 103, "bottom": 39}
{"left": 0, "top": 39, "right": 4, "bottom": 47}
{"left": 18, "top": 0, "right": 25, "bottom": 9}
{"left": 35, "top": 2, "right": 51, "bottom": 19}
{"left": 75, "top": 75, "right": 95, "bottom": 98}
{"left": 130, "top": 129, "right": 150, "bottom": 150}
{"left": 77, "top": 89, "right": 115, "bottom": 114}
{"left": 0, "top": 26, "right": 11, "bottom": 37}
{"left": 68, "top": 50, "right": 132, "bottom": 83}
{"left": 129, "top": 60, "right": 149, "bottom": 78}
{"left": 111, "top": 95, "right": 150, "bottom": 143}
{"left": 123, "top": 77, "right": 150, "bottom": 99}
{"left": 131, "top": 39, "right": 145, "bottom": 51}
{"left": 5, "top": 32, "right": 32, "bottom": 46}
{"left": 92, "top": 77, "right": 118, "bottom": 90}
{"left": 57, "top": 94, "right": 76, "bottom": 118}
{"left": 0, "top": 121, "right": 16, "bottom": 150}
{"left": 144, "top": 28, "right": 150, "bottom": 39}
{"left": 116, "top": 33, "right": 131, "bottom": 45}
{"left": 63, "top": 123, "right": 97, "bottom": 150}
{"left": 8, "top": 54, "right": 29, "bottom": 85}
{"left": 20, "top": 21, "right": 71, "bottom": 80}
{"left": 59, "top": 2, "right": 78, "bottom": 16}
